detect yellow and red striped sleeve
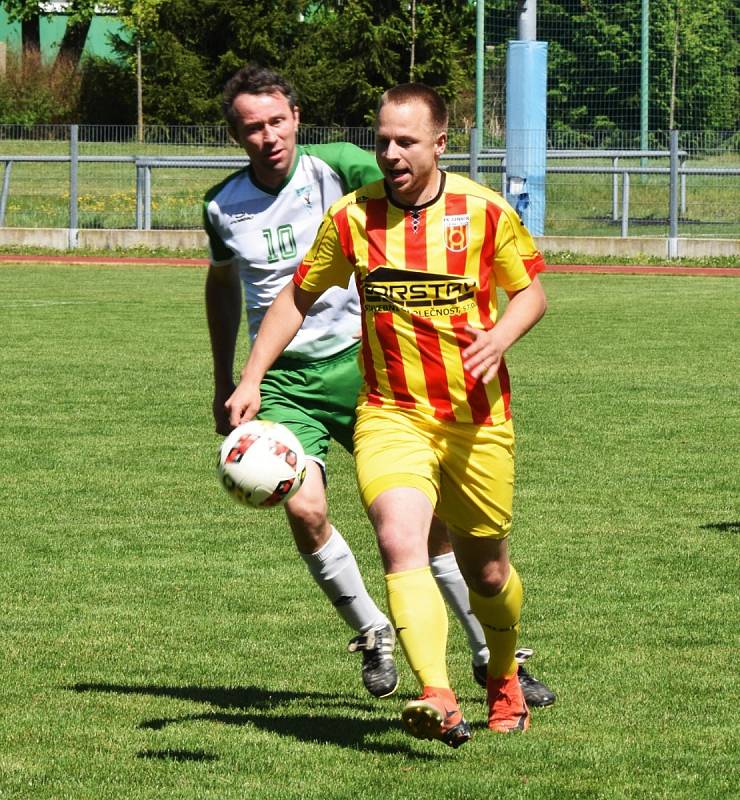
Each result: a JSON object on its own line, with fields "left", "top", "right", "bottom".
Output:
{"left": 293, "top": 203, "right": 356, "bottom": 293}
{"left": 488, "top": 195, "right": 546, "bottom": 290}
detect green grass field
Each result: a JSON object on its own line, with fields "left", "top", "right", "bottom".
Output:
{"left": 1, "top": 262, "right": 738, "bottom": 799}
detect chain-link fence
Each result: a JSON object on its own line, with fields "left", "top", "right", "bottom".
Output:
{"left": 0, "top": 124, "right": 737, "bottom": 240}
{"left": 482, "top": 1, "right": 739, "bottom": 139}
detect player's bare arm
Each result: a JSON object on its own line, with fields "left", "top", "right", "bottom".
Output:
{"left": 225, "top": 281, "right": 323, "bottom": 427}
{"left": 462, "top": 276, "right": 547, "bottom": 384}
{"left": 205, "top": 260, "right": 242, "bottom": 434}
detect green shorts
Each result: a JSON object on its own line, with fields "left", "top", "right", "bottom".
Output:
{"left": 258, "top": 343, "right": 362, "bottom": 464}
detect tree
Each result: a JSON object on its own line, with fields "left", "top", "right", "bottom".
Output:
{"left": 3, "top": 1, "right": 98, "bottom": 70}
{"left": 285, "top": 0, "right": 406, "bottom": 126}
{"left": 284, "top": 0, "right": 474, "bottom": 126}
{"left": 3, "top": 0, "right": 40, "bottom": 57}
{"left": 4, "top": 0, "right": 738, "bottom": 132}
{"left": 98, "top": 0, "right": 475, "bottom": 128}
{"left": 485, "top": 0, "right": 739, "bottom": 138}
{"left": 55, "top": 2, "right": 95, "bottom": 68}
{"left": 405, "top": 0, "right": 475, "bottom": 126}
{"left": 650, "top": 0, "right": 739, "bottom": 130}
{"left": 113, "top": 0, "right": 166, "bottom": 140}
{"left": 78, "top": 55, "right": 136, "bottom": 124}
{"left": 102, "top": 0, "right": 309, "bottom": 127}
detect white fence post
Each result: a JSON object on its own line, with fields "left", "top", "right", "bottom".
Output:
{"left": 621, "top": 172, "right": 630, "bottom": 238}
{"left": 0, "top": 160, "right": 11, "bottom": 225}
{"left": 69, "top": 125, "right": 79, "bottom": 249}
{"left": 669, "top": 130, "right": 679, "bottom": 257}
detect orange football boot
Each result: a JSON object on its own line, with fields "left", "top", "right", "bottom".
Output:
{"left": 487, "top": 672, "right": 530, "bottom": 733}
{"left": 401, "top": 686, "right": 472, "bottom": 748}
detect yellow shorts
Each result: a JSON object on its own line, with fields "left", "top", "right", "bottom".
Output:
{"left": 353, "top": 406, "right": 515, "bottom": 539}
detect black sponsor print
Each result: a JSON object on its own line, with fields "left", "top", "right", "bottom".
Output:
{"left": 363, "top": 266, "right": 477, "bottom": 310}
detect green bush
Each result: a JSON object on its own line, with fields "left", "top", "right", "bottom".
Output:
{"left": 0, "top": 47, "right": 80, "bottom": 124}
{"left": 78, "top": 56, "right": 137, "bottom": 125}
{"left": 139, "top": 32, "right": 221, "bottom": 126}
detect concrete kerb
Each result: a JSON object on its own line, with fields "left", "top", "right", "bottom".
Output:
{"left": 537, "top": 235, "right": 740, "bottom": 260}
{"left": 0, "top": 228, "right": 737, "bottom": 270}
{"left": 0, "top": 228, "right": 208, "bottom": 251}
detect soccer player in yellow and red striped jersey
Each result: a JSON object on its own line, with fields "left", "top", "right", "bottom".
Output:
{"left": 300, "top": 163, "right": 544, "bottom": 427}
{"left": 227, "top": 83, "right": 548, "bottom": 747}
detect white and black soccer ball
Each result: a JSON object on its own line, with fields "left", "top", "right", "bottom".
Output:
{"left": 217, "top": 420, "right": 307, "bottom": 508}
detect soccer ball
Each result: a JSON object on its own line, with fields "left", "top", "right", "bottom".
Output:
{"left": 217, "top": 420, "right": 307, "bottom": 508}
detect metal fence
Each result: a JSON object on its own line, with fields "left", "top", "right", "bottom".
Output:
{"left": 0, "top": 124, "right": 737, "bottom": 243}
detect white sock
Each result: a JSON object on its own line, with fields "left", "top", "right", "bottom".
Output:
{"left": 301, "top": 527, "right": 388, "bottom": 634}
{"left": 430, "top": 551, "right": 490, "bottom": 666}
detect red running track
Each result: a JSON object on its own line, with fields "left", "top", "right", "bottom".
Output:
{"left": 0, "top": 253, "right": 737, "bottom": 276}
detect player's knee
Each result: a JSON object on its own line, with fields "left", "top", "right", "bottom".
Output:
{"left": 285, "top": 493, "right": 330, "bottom": 545}
{"left": 467, "top": 561, "right": 510, "bottom": 597}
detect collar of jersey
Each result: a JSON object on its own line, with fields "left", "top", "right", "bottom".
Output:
{"left": 248, "top": 148, "right": 302, "bottom": 196}
{"left": 385, "top": 169, "right": 446, "bottom": 211}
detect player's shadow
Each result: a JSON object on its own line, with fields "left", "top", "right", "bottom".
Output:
{"left": 700, "top": 521, "right": 739, "bottom": 534}
{"left": 69, "top": 682, "right": 437, "bottom": 758}
{"left": 137, "top": 748, "right": 218, "bottom": 762}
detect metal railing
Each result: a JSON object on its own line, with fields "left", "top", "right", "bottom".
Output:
{"left": 0, "top": 126, "right": 737, "bottom": 245}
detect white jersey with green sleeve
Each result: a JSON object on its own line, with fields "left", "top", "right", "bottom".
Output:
{"left": 204, "top": 142, "right": 381, "bottom": 360}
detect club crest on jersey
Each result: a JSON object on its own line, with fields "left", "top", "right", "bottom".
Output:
{"left": 443, "top": 214, "right": 470, "bottom": 252}
{"left": 295, "top": 185, "right": 312, "bottom": 210}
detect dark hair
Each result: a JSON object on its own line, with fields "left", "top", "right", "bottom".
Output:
{"left": 222, "top": 65, "right": 298, "bottom": 129}
{"left": 377, "top": 83, "right": 449, "bottom": 132}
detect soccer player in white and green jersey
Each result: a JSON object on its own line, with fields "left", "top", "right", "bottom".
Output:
{"left": 204, "top": 65, "right": 554, "bottom": 707}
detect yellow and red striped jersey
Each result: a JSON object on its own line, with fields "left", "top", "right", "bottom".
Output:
{"left": 294, "top": 171, "right": 545, "bottom": 425}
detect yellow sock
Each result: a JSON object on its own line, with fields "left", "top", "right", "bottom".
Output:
{"left": 469, "top": 565, "right": 522, "bottom": 679}
{"left": 386, "top": 566, "right": 449, "bottom": 689}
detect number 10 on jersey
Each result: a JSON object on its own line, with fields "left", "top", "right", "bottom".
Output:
{"left": 262, "top": 224, "right": 297, "bottom": 263}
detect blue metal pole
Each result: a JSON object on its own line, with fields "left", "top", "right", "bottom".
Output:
{"left": 506, "top": 2, "right": 547, "bottom": 235}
